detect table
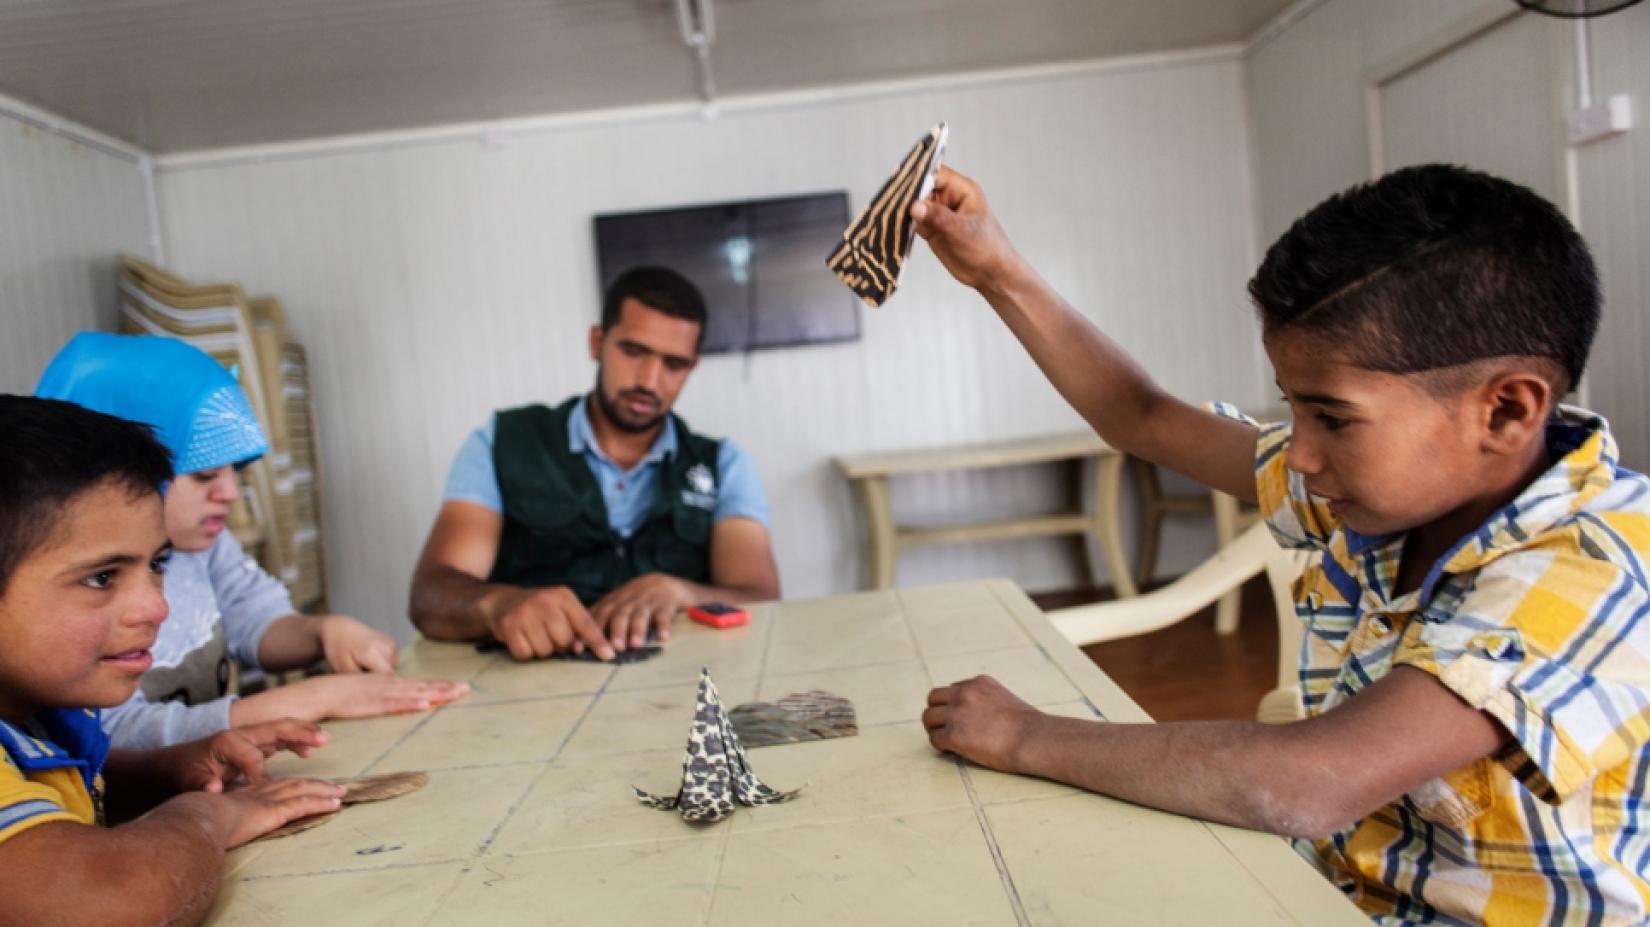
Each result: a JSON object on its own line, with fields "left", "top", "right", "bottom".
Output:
{"left": 836, "top": 434, "right": 1136, "bottom": 596}
{"left": 207, "top": 580, "right": 1366, "bottom": 926}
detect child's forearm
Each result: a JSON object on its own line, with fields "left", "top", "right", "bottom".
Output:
{"left": 253, "top": 613, "right": 324, "bottom": 670}
{"left": 976, "top": 263, "right": 1260, "bottom": 501}
{"left": 0, "top": 796, "right": 227, "bottom": 927}
{"left": 933, "top": 666, "right": 1512, "bottom": 842}
{"left": 229, "top": 679, "right": 329, "bottom": 726}
{"left": 1010, "top": 715, "right": 1345, "bottom": 839}
{"left": 103, "top": 745, "right": 197, "bottom": 821}
{"left": 102, "top": 692, "right": 232, "bottom": 753}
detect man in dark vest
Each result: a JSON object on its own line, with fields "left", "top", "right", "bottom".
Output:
{"left": 408, "top": 267, "right": 780, "bottom": 661}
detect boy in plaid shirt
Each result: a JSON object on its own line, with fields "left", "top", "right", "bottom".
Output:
{"left": 917, "top": 163, "right": 1650, "bottom": 924}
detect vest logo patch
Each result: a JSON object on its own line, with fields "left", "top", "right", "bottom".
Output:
{"left": 681, "top": 463, "right": 717, "bottom": 510}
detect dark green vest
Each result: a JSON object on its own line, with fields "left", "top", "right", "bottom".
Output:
{"left": 489, "top": 397, "right": 720, "bottom": 605}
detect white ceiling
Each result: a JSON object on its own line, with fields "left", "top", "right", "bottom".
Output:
{"left": 0, "top": 0, "right": 1295, "bottom": 154}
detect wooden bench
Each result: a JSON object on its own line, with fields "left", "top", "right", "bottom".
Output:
{"left": 835, "top": 432, "right": 1136, "bottom": 595}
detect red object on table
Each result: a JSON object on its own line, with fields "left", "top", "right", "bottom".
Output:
{"left": 687, "top": 603, "right": 750, "bottom": 629}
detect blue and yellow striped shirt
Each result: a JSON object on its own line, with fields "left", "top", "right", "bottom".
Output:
{"left": 1241, "top": 405, "right": 1650, "bottom": 925}
{"left": 0, "top": 709, "right": 108, "bottom": 843}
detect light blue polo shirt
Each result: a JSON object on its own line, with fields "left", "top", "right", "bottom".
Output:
{"left": 442, "top": 395, "right": 770, "bottom": 538}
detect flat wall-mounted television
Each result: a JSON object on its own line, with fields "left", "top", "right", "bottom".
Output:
{"left": 594, "top": 192, "right": 858, "bottom": 355}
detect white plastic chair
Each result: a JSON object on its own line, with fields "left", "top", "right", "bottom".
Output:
{"left": 1049, "top": 521, "right": 1312, "bottom": 723}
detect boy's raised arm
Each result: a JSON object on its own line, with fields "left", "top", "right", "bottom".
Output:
{"left": 912, "top": 166, "right": 1261, "bottom": 503}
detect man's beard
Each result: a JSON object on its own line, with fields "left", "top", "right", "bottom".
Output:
{"left": 593, "top": 373, "right": 665, "bottom": 434}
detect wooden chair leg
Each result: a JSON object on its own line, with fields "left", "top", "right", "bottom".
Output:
{"left": 856, "top": 475, "right": 898, "bottom": 590}
{"left": 1132, "top": 456, "right": 1164, "bottom": 585}
{"left": 1092, "top": 452, "right": 1136, "bottom": 598}
{"left": 1257, "top": 543, "right": 1309, "bottom": 723}
{"left": 1212, "top": 491, "right": 1243, "bottom": 634}
{"left": 1072, "top": 457, "right": 1100, "bottom": 589}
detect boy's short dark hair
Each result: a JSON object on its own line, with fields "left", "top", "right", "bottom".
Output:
{"left": 601, "top": 267, "right": 708, "bottom": 350}
{"left": 0, "top": 395, "right": 173, "bottom": 595}
{"left": 1249, "top": 164, "right": 1599, "bottom": 394}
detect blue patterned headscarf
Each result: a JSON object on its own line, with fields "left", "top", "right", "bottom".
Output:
{"left": 35, "top": 332, "right": 269, "bottom": 475}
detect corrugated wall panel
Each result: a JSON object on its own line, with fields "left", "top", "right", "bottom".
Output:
{"left": 1579, "top": 3, "right": 1650, "bottom": 470}
{"left": 156, "top": 56, "right": 1265, "bottom": 631}
{"left": 0, "top": 113, "right": 153, "bottom": 393}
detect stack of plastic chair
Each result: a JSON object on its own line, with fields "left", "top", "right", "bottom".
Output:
{"left": 115, "top": 255, "right": 315, "bottom": 607}
{"left": 248, "top": 296, "right": 329, "bottom": 612}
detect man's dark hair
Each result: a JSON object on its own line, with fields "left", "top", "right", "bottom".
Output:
{"left": 0, "top": 395, "right": 173, "bottom": 596}
{"left": 601, "top": 267, "right": 708, "bottom": 350}
{"left": 1249, "top": 164, "right": 1599, "bottom": 394}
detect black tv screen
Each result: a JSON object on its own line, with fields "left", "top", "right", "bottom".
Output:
{"left": 594, "top": 192, "right": 859, "bottom": 355}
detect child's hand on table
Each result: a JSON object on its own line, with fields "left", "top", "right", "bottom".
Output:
{"left": 316, "top": 614, "right": 400, "bottom": 673}
{"left": 171, "top": 718, "right": 331, "bottom": 793}
{"left": 922, "top": 674, "right": 1045, "bottom": 774}
{"left": 301, "top": 673, "right": 470, "bottom": 720}
{"left": 184, "top": 779, "right": 346, "bottom": 849}
{"left": 232, "top": 673, "right": 469, "bottom": 725}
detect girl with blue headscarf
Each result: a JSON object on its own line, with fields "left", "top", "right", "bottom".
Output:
{"left": 37, "top": 333, "right": 467, "bottom": 749}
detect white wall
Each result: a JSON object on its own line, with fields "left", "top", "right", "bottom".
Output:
{"left": 1247, "top": 0, "right": 1650, "bottom": 469}
{"left": 1246, "top": 0, "right": 1517, "bottom": 243}
{"left": 1574, "top": 2, "right": 1650, "bottom": 470}
{"left": 154, "top": 52, "right": 1266, "bottom": 630}
{"left": 0, "top": 102, "right": 155, "bottom": 393}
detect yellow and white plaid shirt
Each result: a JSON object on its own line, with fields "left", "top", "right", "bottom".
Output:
{"left": 1228, "top": 404, "right": 1650, "bottom": 925}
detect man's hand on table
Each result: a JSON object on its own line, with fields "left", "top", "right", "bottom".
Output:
{"left": 923, "top": 675, "right": 1046, "bottom": 774}
{"left": 485, "top": 584, "right": 616, "bottom": 661}
{"left": 589, "top": 573, "right": 689, "bottom": 652}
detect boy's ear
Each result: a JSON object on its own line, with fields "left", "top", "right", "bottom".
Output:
{"left": 588, "top": 324, "right": 604, "bottom": 362}
{"left": 1479, "top": 371, "right": 1551, "bottom": 455}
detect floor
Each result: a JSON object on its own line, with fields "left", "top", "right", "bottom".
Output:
{"left": 1031, "top": 577, "right": 1280, "bottom": 723}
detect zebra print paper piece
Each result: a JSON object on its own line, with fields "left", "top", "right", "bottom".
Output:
{"left": 826, "top": 122, "right": 948, "bottom": 307}
{"left": 729, "top": 690, "right": 858, "bottom": 747}
{"left": 632, "top": 667, "right": 803, "bottom": 824}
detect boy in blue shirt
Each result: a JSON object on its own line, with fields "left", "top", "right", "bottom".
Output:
{"left": 0, "top": 395, "right": 342, "bottom": 925}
